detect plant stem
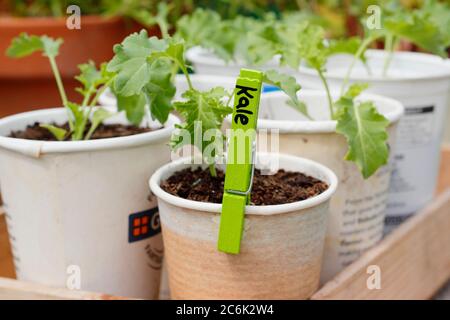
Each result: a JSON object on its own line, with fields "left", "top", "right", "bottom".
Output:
{"left": 81, "top": 90, "right": 93, "bottom": 107}
{"left": 382, "top": 35, "right": 397, "bottom": 77}
{"left": 81, "top": 78, "right": 116, "bottom": 140}
{"left": 90, "top": 78, "right": 115, "bottom": 107}
{"left": 84, "top": 125, "right": 97, "bottom": 141}
{"left": 179, "top": 64, "right": 194, "bottom": 91}
{"left": 209, "top": 164, "right": 217, "bottom": 177}
{"left": 157, "top": 18, "right": 169, "bottom": 39}
{"left": 49, "top": 56, "right": 73, "bottom": 130}
{"left": 340, "top": 35, "right": 377, "bottom": 96}
{"left": 317, "top": 69, "right": 335, "bottom": 120}
{"left": 226, "top": 88, "right": 236, "bottom": 107}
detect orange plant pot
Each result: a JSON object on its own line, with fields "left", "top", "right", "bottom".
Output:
{"left": 0, "top": 15, "right": 141, "bottom": 117}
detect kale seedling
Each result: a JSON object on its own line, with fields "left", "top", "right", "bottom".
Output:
{"left": 6, "top": 33, "right": 115, "bottom": 140}
{"left": 338, "top": 0, "right": 449, "bottom": 91}
{"left": 108, "top": 30, "right": 306, "bottom": 177}
{"left": 244, "top": 20, "right": 392, "bottom": 179}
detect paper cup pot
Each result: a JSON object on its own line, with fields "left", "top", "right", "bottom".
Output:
{"left": 149, "top": 153, "right": 338, "bottom": 299}
{"left": 296, "top": 50, "right": 450, "bottom": 229}
{"left": 256, "top": 90, "right": 404, "bottom": 282}
{"left": 0, "top": 108, "right": 179, "bottom": 299}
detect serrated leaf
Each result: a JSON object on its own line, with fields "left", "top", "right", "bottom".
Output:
{"left": 6, "top": 33, "right": 62, "bottom": 58}
{"left": 39, "top": 124, "right": 67, "bottom": 141}
{"left": 6, "top": 33, "right": 43, "bottom": 58}
{"left": 335, "top": 90, "right": 389, "bottom": 179}
{"left": 76, "top": 61, "right": 101, "bottom": 90}
{"left": 420, "top": 0, "right": 450, "bottom": 48}
{"left": 245, "top": 23, "right": 281, "bottom": 66}
{"left": 40, "top": 35, "right": 63, "bottom": 58}
{"left": 175, "top": 9, "right": 221, "bottom": 48}
{"left": 107, "top": 30, "right": 168, "bottom": 96}
{"left": 384, "top": 10, "right": 447, "bottom": 57}
{"left": 171, "top": 88, "right": 232, "bottom": 159}
{"left": 262, "top": 70, "right": 310, "bottom": 118}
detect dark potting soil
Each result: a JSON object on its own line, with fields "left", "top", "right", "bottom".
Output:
{"left": 8, "top": 122, "right": 155, "bottom": 141}
{"left": 160, "top": 167, "right": 328, "bottom": 206}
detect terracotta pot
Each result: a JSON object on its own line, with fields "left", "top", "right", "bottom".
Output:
{"left": 0, "top": 15, "right": 144, "bottom": 117}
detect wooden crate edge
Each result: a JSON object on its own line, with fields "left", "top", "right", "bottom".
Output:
{"left": 0, "top": 276, "right": 129, "bottom": 300}
{"left": 312, "top": 146, "right": 450, "bottom": 300}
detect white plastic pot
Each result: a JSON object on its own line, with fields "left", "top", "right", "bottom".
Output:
{"left": 149, "top": 153, "right": 338, "bottom": 299}
{"left": 98, "top": 74, "right": 237, "bottom": 107}
{"left": 185, "top": 46, "right": 288, "bottom": 78}
{"left": 256, "top": 90, "right": 404, "bottom": 283}
{"left": 296, "top": 50, "right": 450, "bottom": 228}
{"left": 0, "top": 108, "right": 179, "bottom": 299}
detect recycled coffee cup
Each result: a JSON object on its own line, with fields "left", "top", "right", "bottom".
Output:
{"left": 296, "top": 50, "right": 450, "bottom": 230}
{"left": 150, "top": 153, "right": 338, "bottom": 299}
{"left": 0, "top": 108, "right": 179, "bottom": 299}
{"left": 255, "top": 90, "right": 404, "bottom": 282}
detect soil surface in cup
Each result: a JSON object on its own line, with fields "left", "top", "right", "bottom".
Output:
{"left": 8, "top": 122, "right": 157, "bottom": 140}
{"left": 161, "top": 167, "right": 328, "bottom": 205}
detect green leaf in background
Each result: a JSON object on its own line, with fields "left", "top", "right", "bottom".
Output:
{"left": 262, "top": 70, "right": 310, "bottom": 119}
{"left": 384, "top": 9, "right": 447, "bottom": 57}
{"left": 245, "top": 22, "right": 280, "bottom": 66}
{"left": 335, "top": 85, "right": 389, "bottom": 179}
{"left": 39, "top": 124, "right": 67, "bottom": 141}
{"left": 175, "top": 8, "right": 222, "bottom": 49}
{"left": 417, "top": 0, "right": 450, "bottom": 49}
{"left": 276, "top": 22, "right": 328, "bottom": 72}
{"left": 296, "top": 23, "right": 328, "bottom": 71}
{"left": 107, "top": 30, "right": 168, "bottom": 96}
{"left": 129, "top": 2, "right": 172, "bottom": 38}
{"left": 6, "top": 33, "right": 62, "bottom": 58}
{"left": 327, "top": 37, "right": 368, "bottom": 63}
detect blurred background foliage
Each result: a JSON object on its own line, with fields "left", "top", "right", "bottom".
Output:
{"left": 0, "top": 0, "right": 448, "bottom": 39}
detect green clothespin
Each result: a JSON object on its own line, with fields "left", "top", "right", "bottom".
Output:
{"left": 218, "top": 69, "right": 263, "bottom": 254}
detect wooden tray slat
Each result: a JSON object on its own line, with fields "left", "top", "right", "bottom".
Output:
{"left": 312, "top": 146, "right": 450, "bottom": 300}
{"left": 0, "top": 277, "right": 121, "bottom": 300}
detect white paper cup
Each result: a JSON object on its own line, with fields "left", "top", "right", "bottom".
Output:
{"left": 185, "top": 46, "right": 289, "bottom": 78}
{"left": 296, "top": 50, "right": 450, "bottom": 229}
{"left": 0, "top": 108, "right": 179, "bottom": 299}
{"left": 149, "top": 153, "right": 338, "bottom": 299}
{"left": 253, "top": 90, "right": 404, "bottom": 282}
{"left": 98, "top": 74, "right": 237, "bottom": 107}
